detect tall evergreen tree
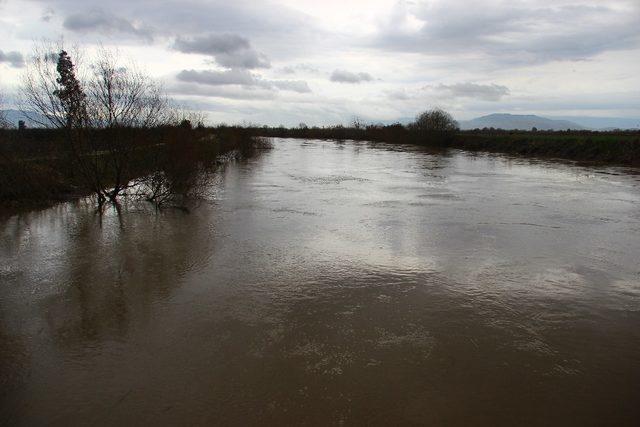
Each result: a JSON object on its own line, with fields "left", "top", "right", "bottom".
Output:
{"left": 53, "top": 50, "right": 87, "bottom": 129}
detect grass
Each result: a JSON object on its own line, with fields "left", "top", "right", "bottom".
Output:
{"left": 454, "top": 130, "right": 640, "bottom": 164}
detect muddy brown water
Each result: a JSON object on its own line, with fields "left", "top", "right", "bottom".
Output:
{"left": 1, "top": 138, "right": 640, "bottom": 426}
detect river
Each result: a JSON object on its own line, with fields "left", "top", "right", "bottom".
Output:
{"left": 2, "top": 138, "right": 640, "bottom": 425}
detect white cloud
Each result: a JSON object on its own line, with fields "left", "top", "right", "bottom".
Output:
{"left": 1, "top": 0, "right": 638, "bottom": 124}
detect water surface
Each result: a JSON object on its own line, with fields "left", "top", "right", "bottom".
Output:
{"left": 2, "top": 139, "right": 640, "bottom": 425}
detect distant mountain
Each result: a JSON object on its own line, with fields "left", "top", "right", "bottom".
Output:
{"left": 549, "top": 116, "right": 640, "bottom": 130}
{"left": 1, "top": 109, "right": 49, "bottom": 128}
{"left": 459, "top": 113, "right": 584, "bottom": 131}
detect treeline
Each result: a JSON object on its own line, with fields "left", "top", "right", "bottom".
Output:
{"left": 453, "top": 130, "right": 640, "bottom": 164}
{"left": 246, "top": 116, "right": 640, "bottom": 165}
{"left": 252, "top": 109, "right": 460, "bottom": 145}
{"left": 255, "top": 123, "right": 418, "bottom": 143}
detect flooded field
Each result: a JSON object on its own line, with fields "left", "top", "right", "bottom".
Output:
{"left": 2, "top": 138, "right": 640, "bottom": 425}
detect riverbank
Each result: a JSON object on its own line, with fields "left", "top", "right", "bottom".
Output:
{"left": 0, "top": 126, "right": 269, "bottom": 211}
{"left": 3, "top": 125, "right": 638, "bottom": 210}
{"left": 453, "top": 130, "right": 640, "bottom": 165}
{"left": 252, "top": 125, "right": 640, "bottom": 166}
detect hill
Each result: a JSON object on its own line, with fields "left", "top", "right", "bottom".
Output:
{"left": 549, "top": 116, "right": 640, "bottom": 130}
{"left": 459, "top": 113, "right": 584, "bottom": 131}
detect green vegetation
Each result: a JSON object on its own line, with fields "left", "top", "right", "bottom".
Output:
{"left": 453, "top": 130, "right": 640, "bottom": 164}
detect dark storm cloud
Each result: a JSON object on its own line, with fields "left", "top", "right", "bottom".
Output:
{"left": 63, "top": 9, "right": 153, "bottom": 40}
{"left": 0, "top": 50, "right": 25, "bottom": 68}
{"left": 330, "top": 70, "right": 374, "bottom": 84}
{"left": 373, "top": 1, "right": 640, "bottom": 65}
{"left": 174, "top": 34, "right": 271, "bottom": 69}
{"left": 176, "top": 69, "right": 311, "bottom": 94}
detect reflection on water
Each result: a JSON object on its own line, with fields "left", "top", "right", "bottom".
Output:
{"left": 1, "top": 139, "right": 640, "bottom": 425}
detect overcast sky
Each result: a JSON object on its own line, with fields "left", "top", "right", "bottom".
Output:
{"left": 1, "top": 0, "right": 639, "bottom": 125}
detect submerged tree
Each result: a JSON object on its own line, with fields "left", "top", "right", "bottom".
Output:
{"left": 87, "top": 49, "right": 168, "bottom": 129}
{"left": 84, "top": 49, "right": 170, "bottom": 203}
{"left": 21, "top": 46, "right": 107, "bottom": 199}
{"left": 49, "top": 50, "right": 107, "bottom": 202}
{"left": 21, "top": 44, "right": 173, "bottom": 206}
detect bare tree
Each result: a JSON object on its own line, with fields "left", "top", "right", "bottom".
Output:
{"left": 82, "top": 49, "right": 171, "bottom": 203}
{"left": 169, "top": 105, "right": 208, "bottom": 128}
{"left": 87, "top": 49, "right": 168, "bottom": 129}
{"left": 20, "top": 44, "right": 172, "bottom": 206}
{"left": 24, "top": 47, "right": 109, "bottom": 202}
{"left": 0, "top": 90, "right": 9, "bottom": 128}
{"left": 351, "top": 116, "right": 365, "bottom": 130}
